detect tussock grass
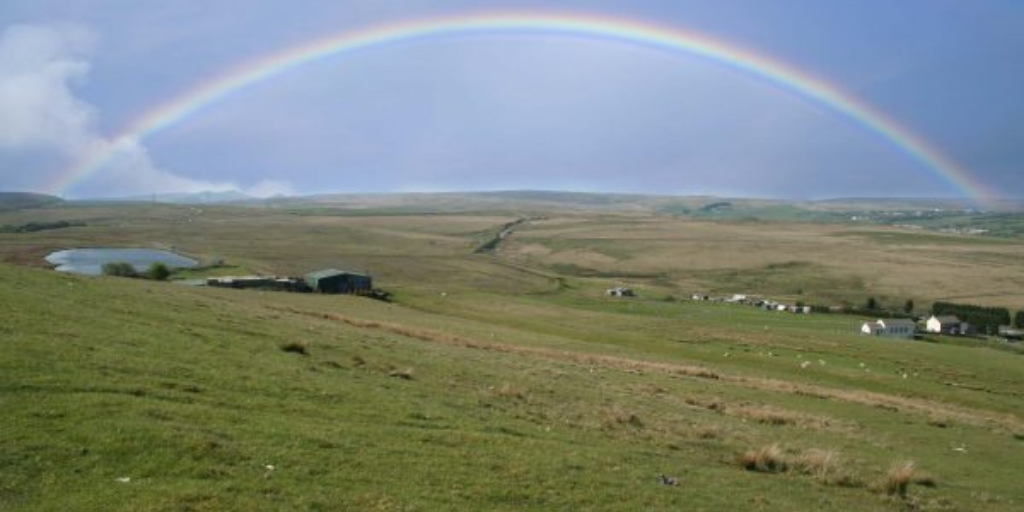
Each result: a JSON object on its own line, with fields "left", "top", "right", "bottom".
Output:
{"left": 792, "top": 449, "right": 860, "bottom": 487}
{"left": 600, "top": 407, "right": 645, "bottom": 430}
{"left": 388, "top": 367, "right": 414, "bottom": 380}
{"left": 493, "top": 383, "right": 527, "bottom": 400}
{"left": 739, "top": 444, "right": 788, "bottom": 473}
{"left": 280, "top": 340, "right": 310, "bottom": 355}
{"left": 735, "top": 405, "right": 800, "bottom": 426}
{"left": 881, "top": 461, "right": 936, "bottom": 498}
{"left": 692, "top": 424, "right": 723, "bottom": 440}
{"left": 883, "top": 461, "right": 917, "bottom": 497}
{"left": 740, "top": 446, "right": 861, "bottom": 487}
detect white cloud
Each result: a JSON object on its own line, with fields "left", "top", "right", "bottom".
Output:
{"left": 0, "top": 23, "right": 96, "bottom": 154}
{"left": 0, "top": 23, "right": 292, "bottom": 198}
{"left": 244, "top": 179, "right": 295, "bottom": 198}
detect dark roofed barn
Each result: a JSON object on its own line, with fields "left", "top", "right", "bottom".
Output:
{"left": 304, "top": 269, "right": 372, "bottom": 294}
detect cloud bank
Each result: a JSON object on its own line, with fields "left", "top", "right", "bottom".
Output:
{"left": 0, "top": 23, "right": 290, "bottom": 198}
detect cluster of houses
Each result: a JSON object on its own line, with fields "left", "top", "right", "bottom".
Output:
{"left": 690, "top": 293, "right": 813, "bottom": 314}
{"left": 207, "top": 268, "right": 373, "bottom": 295}
{"left": 860, "top": 314, "right": 1022, "bottom": 341}
{"left": 687, "top": 291, "right": 1022, "bottom": 342}
{"left": 611, "top": 287, "right": 1021, "bottom": 343}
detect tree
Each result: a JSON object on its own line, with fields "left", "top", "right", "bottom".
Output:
{"left": 933, "top": 301, "right": 1011, "bottom": 332}
{"left": 904, "top": 299, "right": 914, "bottom": 315}
{"left": 1016, "top": 310, "right": 1024, "bottom": 329}
{"left": 865, "top": 297, "right": 878, "bottom": 311}
{"left": 147, "top": 262, "right": 171, "bottom": 281}
{"left": 101, "top": 262, "right": 137, "bottom": 278}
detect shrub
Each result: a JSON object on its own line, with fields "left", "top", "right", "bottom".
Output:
{"left": 932, "top": 301, "right": 1011, "bottom": 333}
{"left": 101, "top": 262, "right": 138, "bottom": 278}
{"left": 147, "top": 262, "right": 171, "bottom": 281}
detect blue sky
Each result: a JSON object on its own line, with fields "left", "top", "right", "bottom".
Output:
{"left": 0, "top": 0, "right": 1021, "bottom": 199}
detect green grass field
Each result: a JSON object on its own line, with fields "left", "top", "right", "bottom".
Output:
{"left": 2, "top": 200, "right": 1023, "bottom": 511}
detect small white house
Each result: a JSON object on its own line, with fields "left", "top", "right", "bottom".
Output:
{"left": 606, "top": 286, "right": 635, "bottom": 298}
{"left": 925, "top": 315, "right": 963, "bottom": 335}
{"left": 861, "top": 319, "right": 917, "bottom": 339}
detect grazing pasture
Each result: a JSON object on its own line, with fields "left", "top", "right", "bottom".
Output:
{"left": 1, "top": 199, "right": 1023, "bottom": 511}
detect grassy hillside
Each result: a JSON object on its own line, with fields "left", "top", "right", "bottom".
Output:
{"left": 3, "top": 261, "right": 1024, "bottom": 510}
{"left": 0, "top": 192, "right": 63, "bottom": 212}
{"left": 2, "top": 202, "right": 1024, "bottom": 510}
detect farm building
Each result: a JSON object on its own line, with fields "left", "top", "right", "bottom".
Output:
{"left": 606, "top": 287, "right": 635, "bottom": 297}
{"left": 860, "top": 319, "right": 917, "bottom": 339}
{"left": 998, "top": 326, "right": 1023, "bottom": 341}
{"left": 207, "top": 276, "right": 306, "bottom": 292}
{"left": 925, "top": 315, "right": 965, "bottom": 335}
{"left": 304, "top": 269, "right": 373, "bottom": 294}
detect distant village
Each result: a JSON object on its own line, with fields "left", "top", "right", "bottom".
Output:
{"left": 605, "top": 286, "right": 1024, "bottom": 343}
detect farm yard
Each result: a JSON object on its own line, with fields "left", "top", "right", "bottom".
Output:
{"left": 2, "top": 196, "right": 1024, "bottom": 511}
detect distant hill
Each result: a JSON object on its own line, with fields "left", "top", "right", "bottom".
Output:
{"left": 275, "top": 190, "right": 719, "bottom": 214}
{"left": 0, "top": 192, "right": 64, "bottom": 212}
{"left": 109, "top": 190, "right": 255, "bottom": 204}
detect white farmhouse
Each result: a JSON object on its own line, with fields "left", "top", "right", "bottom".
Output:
{"left": 860, "top": 319, "right": 917, "bottom": 339}
{"left": 925, "top": 315, "right": 963, "bottom": 335}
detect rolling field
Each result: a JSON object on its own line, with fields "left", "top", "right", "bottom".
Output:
{"left": 2, "top": 200, "right": 1024, "bottom": 511}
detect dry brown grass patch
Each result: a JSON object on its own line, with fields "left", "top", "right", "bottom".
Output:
{"left": 792, "top": 449, "right": 860, "bottom": 486}
{"left": 493, "top": 383, "right": 527, "bottom": 400}
{"left": 882, "top": 461, "right": 923, "bottom": 498}
{"left": 388, "top": 367, "right": 414, "bottom": 380}
{"left": 682, "top": 395, "right": 724, "bottom": 412}
{"left": 600, "top": 407, "right": 645, "bottom": 430}
{"left": 739, "top": 444, "right": 787, "bottom": 473}
{"left": 693, "top": 424, "right": 722, "bottom": 440}
{"left": 739, "top": 445, "right": 862, "bottom": 487}
{"left": 735, "top": 405, "right": 800, "bottom": 426}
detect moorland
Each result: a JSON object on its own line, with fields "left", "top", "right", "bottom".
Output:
{"left": 2, "top": 192, "right": 1023, "bottom": 511}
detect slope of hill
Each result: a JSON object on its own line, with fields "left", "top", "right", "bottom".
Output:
{"left": 3, "top": 254, "right": 1024, "bottom": 510}
{"left": 0, "top": 192, "right": 64, "bottom": 212}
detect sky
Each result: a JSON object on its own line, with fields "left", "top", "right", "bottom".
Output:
{"left": 0, "top": 0, "right": 1021, "bottom": 200}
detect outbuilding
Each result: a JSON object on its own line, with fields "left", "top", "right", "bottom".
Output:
{"left": 304, "top": 269, "right": 373, "bottom": 294}
{"left": 925, "top": 315, "right": 964, "bottom": 335}
{"left": 860, "top": 319, "right": 917, "bottom": 339}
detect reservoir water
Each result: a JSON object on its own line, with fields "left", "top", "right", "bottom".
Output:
{"left": 45, "top": 248, "right": 198, "bottom": 275}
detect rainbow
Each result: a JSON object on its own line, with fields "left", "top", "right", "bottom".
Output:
{"left": 51, "top": 11, "right": 995, "bottom": 205}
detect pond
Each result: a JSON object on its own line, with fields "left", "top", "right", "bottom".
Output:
{"left": 45, "top": 248, "right": 199, "bottom": 276}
